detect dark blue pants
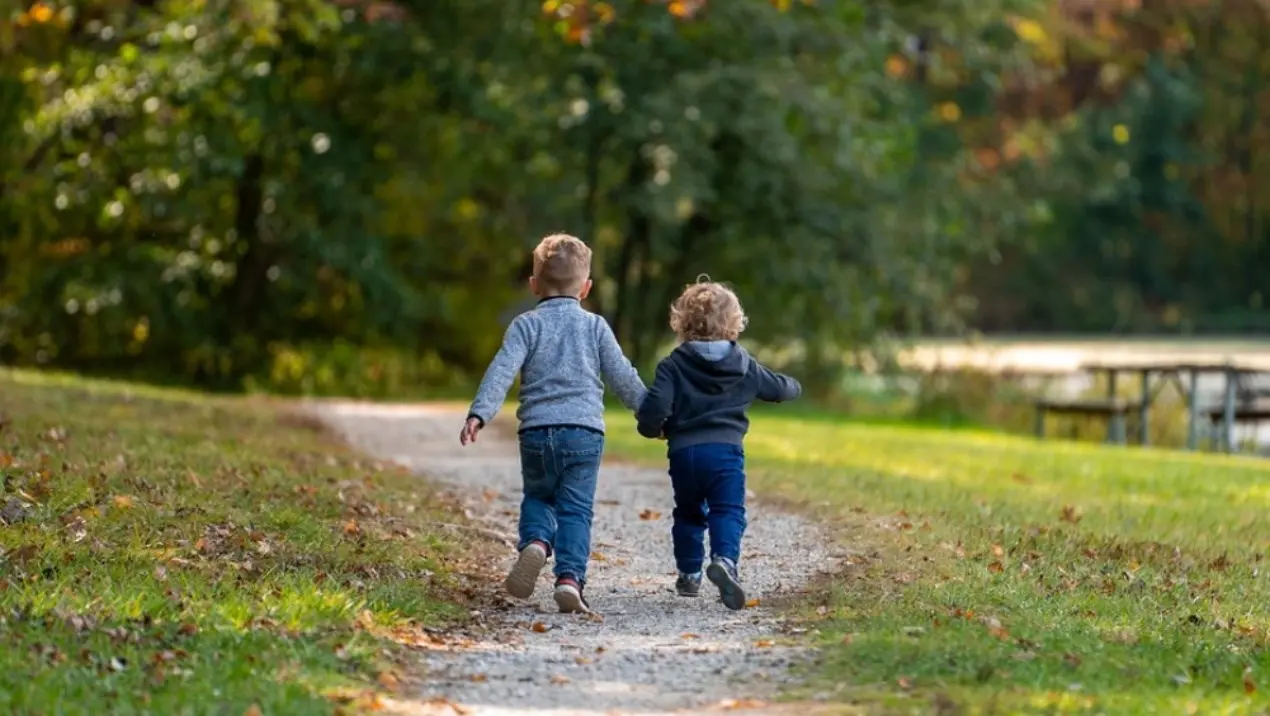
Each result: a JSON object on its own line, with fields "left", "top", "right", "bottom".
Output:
{"left": 667, "top": 442, "right": 747, "bottom": 575}
{"left": 518, "top": 426, "right": 603, "bottom": 585}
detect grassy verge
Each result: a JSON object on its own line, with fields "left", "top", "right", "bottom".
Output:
{"left": 0, "top": 370, "right": 476, "bottom": 715}
{"left": 605, "top": 408, "right": 1270, "bottom": 714}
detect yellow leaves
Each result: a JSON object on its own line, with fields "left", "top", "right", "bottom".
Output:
{"left": 1013, "top": 18, "right": 1048, "bottom": 45}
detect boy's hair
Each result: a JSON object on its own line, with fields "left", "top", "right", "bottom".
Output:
{"left": 533, "top": 233, "right": 592, "bottom": 295}
{"left": 669, "top": 277, "right": 748, "bottom": 342}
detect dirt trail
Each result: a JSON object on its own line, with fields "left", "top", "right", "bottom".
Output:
{"left": 310, "top": 402, "right": 836, "bottom": 715}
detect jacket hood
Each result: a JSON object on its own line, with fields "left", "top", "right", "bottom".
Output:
{"left": 672, "top": 341, "right": 748, "bottom": 394}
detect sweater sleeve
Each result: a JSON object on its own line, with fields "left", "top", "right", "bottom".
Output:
{"left": 467, "top": 317, "right": 532, "bottom": 425}
{"left": 754, "top": 360, "right": 802, "bottom": 403}
{"left": 595, "top": 316, "right": 647, "bottom": 410}
{"left": 635, "top": 359, "right": 675, "bottom": 438}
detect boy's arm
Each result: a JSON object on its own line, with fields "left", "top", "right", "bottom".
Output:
{"left": 595, "top": 317, "right": 647, "bottom": 410}
{"left": 467, "top": 318, "right": 532, "bottom": 427}
{"left": 754, "top": 360, "right": 802, "bottom": 403}
{"left": 636, "top": 359, "right": 675, "bottom": 439}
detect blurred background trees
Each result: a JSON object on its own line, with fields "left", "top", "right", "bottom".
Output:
{"left": 1, "top": 0, "right": 1268, "bottom": 396}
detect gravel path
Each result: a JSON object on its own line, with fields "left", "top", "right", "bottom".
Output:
{"left": 310, "top": 401, "right": 835, "bottom": 715}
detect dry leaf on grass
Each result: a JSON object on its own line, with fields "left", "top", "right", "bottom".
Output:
{"left": 987, "top": 561, "right": 1004, "bottom": 574}
{"left": 1244, "top": 668, "right": 1257, "bottom": 694}
{"left": 1060, "top": 505, "right": 1082, "bottom": 523}
{"left": 343, "top": 519, "right": 360, "bottom": 536}
{"left": 376, "top": 671, "right": 400, "bottom": 692}
{"left": 113, "top": 495, "right": 134, "bottom": 509}
{"left": 991, "top": 544, "right": 1005, "bottom": 558}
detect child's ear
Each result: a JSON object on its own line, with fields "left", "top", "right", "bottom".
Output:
{"left": 528, "top": 275, "right": 539, "bottom": 295}
{"left": 578, "top": 278, "right": 593, "bottom": 299}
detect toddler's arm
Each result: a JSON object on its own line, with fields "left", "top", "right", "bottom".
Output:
{"left": 465, "top": 318, "right": 531, "bottom": 435}
{"left": 755, "top": 361, "right": 802, "bottom": 403}
{"left": 636, "top": 359, "right": 675, "bottom": 439}
{"left": 595, "top": 317, "right": 647, "bottom": 410}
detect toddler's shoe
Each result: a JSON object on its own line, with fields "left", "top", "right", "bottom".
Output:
{"left": 504, "top": 540, "right": 549, "bottom": 599}
{"left": 675, "top": 571, "right": 702, "bottom": 597}
{"left": 553, "top": 576, "right": 591, "bottom": 614}
{"left": 706, "top": 556, "right": 746, "bottom": 611}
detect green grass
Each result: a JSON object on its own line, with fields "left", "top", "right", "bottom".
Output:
{"left": 0, "top": 370, "right": 474, "bottom": 715}
{"left": 605, "top": 411, "right": 1270, "bottom": 715}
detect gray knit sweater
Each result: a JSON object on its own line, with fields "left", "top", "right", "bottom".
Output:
{"left": 467, "top": 297, "right": 647, "bottom": 434}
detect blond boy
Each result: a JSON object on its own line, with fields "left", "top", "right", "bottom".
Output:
{"left": 461, "top": 234, "right": 646, "bottom": 613}
{"left": 634, "top": 280, "right": 801, "bottom": 609}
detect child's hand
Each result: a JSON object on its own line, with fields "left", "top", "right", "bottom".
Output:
{"left": 459, "top": 417, "right": 482, "bottom": 446}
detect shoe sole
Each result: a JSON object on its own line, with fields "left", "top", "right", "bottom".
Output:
{"left": 504, "top": 545, "right": 547, "bottom": 599}
{"left": 706, "top": 562, "right": 746, "bottom": 611}
{"left": 676, "top": 590, "right": 701, "bottom": 598}
{"left": 553, "top": 585, "right": 590, "bottom": 614}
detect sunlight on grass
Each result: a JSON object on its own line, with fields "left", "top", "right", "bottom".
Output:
{"left": 0, "top": 369, "right": 471, "bottom": 714}
{"left": 605, "top": 409, "right": 1270, "bottom": 715}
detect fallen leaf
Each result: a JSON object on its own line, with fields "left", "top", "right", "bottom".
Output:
{"left": 1063, "top": 653, "right": 1083, "bottom": 668}
{"left": 549, "top": 674, "right": 569, "bottom": 685}
{"left": 469, "top": 673, "right": 488, "bottom": 682}
{"left": 113, "top": 495, "right": 134, "bottom": 509}
{"left": 178, "top": 623, "right": 198, "bottom": 636}
{"left": 988, "top": 561, "right": 1004, "bottom": 574}
{"left": 530, "top": 622, "right": 549, "bottom": 633}
{"left": 744, "top": 598, "right": 760, "bottom": 608}
{"left": 991, "top": 544, "right": 1005, "bottom": 558}
{"left": 680, "top": 633, "right": 700, "bottom": 640}
{"left": 355, "top": 610, "right": 375, "bottom": 630}
{"left": 897, "top": 676, "right": 914, "bottom": 690}
{"left": 1060, "top": 505, "right": 1082, "bottom": 524}
{"left": 1244, "top": 668, "right": 1257, "bottom": 694}
{"left": 590, "top": 551, "right": 607, "bottom": 561}
{"left": 377, "top": 672, "right": 399, "bottom": 692}
{"left": 841, "top": 633, "right": 854, "bottom": 645}
{"left": 988, "top": 626, "right": 1010, "bottom": 640}
{"left": 638, "top": 509, "right": 661, "bottom": 521}
{"left": 574, "top": 656, "right": 592, "bottom": 665}
{"left": 244, "top": 706, "right": 263, "bottom": 716}
{"left": 343, "top": 520, "right": 360, "bottom": 536}
{"left": 754, "top": 639, "right": 775, "bottom": 648}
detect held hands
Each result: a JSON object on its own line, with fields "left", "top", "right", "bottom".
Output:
{"left": 459, "top": 417, "right": 483, "bottom": 446}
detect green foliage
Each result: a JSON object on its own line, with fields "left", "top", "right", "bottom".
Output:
{"left": 0, "top": 0, "right": 1046, "bottom": 390}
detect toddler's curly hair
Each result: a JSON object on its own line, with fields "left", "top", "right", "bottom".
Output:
{"left": 669, "top": 277, "right": 748, "bottom": 342}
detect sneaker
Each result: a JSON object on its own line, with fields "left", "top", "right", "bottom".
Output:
{"left": 705, "top": 556, "right": 746, "bottom": 611}
{"left": 553, "top": 576, "right": 591, "bottom": 614}
{"left": 676, "top": 571, "right": 703, "bottom": 597}
{"left": 504, "top": 540, "right": 549, "bottom": 599}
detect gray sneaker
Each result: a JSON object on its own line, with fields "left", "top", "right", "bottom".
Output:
{"left": 675, "top": 571, "right": 703, "bottom": 597}
{"left": 504, "top": 541, "right": 548, "bottom": 599}
{"left": 705, "top": 556, "right": 746, "bottom": 611}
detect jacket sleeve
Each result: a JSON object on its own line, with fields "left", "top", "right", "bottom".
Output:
{"left": 754, "top": 360, "right": 802, "bottom": 403}
{"left": 595, "top": 316, "right": 647, "bottom": 410}
{"left": 635, "top": 359, "right": 676, "bottom": 439}
{"left": 467, "top": 317, "right": 531, "bottom": 425}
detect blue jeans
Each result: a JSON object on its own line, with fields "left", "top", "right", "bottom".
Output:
{"left": 667, "top": 442, "right": 747, "bottom": 575}
{"left": 518, "top": 426, "right": 604, "bottom": 585}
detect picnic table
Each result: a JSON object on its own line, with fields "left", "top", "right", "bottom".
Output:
{"left": 1034, "top": 360, "right": 1270, "bottom": 452}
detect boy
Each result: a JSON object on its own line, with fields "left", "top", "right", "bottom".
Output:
{"left": 634, "top": 280, "right": 801, "bottom": 610}
{"left": 460, "top": 234, "right": 646, "bottom": 614}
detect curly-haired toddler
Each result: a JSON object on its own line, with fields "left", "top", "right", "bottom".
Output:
{"left": 634, "top": 279, "right": 801, "bottom": 610}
